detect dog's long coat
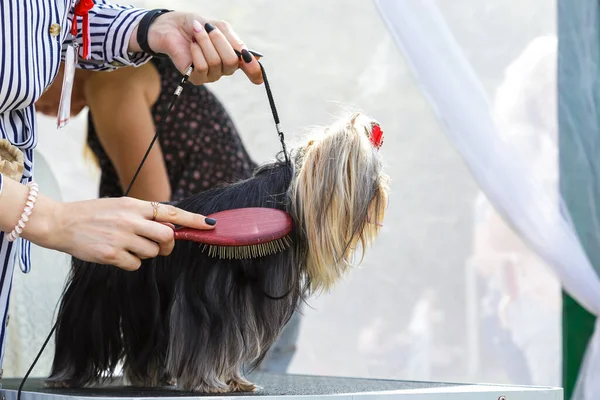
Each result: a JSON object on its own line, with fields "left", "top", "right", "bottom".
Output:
{"left": 47, "top": 113, "right": 389, "bottom": 393}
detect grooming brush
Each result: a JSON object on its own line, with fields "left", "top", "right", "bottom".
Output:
{"left": 174, "top": 59, "right": 294, "bottom": 260}
{"left": 174, "top": 208, "right": 293, "bottom": 259}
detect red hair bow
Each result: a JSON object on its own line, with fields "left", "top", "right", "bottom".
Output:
{"left": 71, "top": 0, "right": 95, "bottom": 60}
{"left": 370, "top": 124, "right": 384, "bottom": 150}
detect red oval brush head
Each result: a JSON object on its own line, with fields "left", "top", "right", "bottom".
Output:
{"left": 173, "top": 207, "right": 294, "bottom": 259}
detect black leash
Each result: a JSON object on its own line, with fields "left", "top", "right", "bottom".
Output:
{"left": 125, "top": 60, "right": 289, "bottom": 194}
{"left": 18, "top": 55, "right": 287, "bottom": 400}
{"left": 257, "top": 62, "right": 289, "bottom": 165}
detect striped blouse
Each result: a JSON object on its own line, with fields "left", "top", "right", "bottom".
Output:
{"left": 0, "top": 0, "right": 152, "bottom": 372}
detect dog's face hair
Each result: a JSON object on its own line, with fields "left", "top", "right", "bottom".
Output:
{"left": 289, "top": 112, "right": 389, "bottom": 293}
{"left": 47, "top": 113, "right": 389, "bottom": 393}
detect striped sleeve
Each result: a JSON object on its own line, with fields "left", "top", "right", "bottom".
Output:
{"left": 70, "top": 1, "right": 152, "bottom": 71}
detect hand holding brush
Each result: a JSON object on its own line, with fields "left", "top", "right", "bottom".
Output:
{"left": 0, "top": 176, "right": 217, "bottom": 271}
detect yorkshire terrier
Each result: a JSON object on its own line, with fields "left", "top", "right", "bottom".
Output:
{"left": 47, "top": 112, "right": 389, "bottom": 393}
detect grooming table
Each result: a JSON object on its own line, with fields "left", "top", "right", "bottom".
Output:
{"left": 0, "top": 373, "right": 562, "bottom": 400}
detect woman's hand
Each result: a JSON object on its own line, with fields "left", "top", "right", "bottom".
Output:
{"left": 129, "top": 11, "right": 263, "bottom": 86}
{"left": 1, "top": 177, "right": 206, "bottom": 271}
{"left": 42, "top": 197, "right": 215, "bottom": 271}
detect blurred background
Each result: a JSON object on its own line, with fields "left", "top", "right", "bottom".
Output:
{"left": 4, "top": 0, "right": 561, "bottom": 389}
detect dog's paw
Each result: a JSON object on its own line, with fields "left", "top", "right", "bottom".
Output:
{"left": 196, "top": 384, "right": 231, "bottom": 394}
{"left": 228, "top": 378, "right": 257, "bottom": 393}
{"left": 183, "top": 380, "right": 231, "bottom": 394}
{"left": 164, "top": 377, "right": 177, "bottom": 387}
{"left": 45, "top": 380, "right": 72, "bottom": 389}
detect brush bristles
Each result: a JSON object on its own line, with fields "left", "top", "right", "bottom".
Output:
{"left": 200, "top": 235, "right": 293, "bottom": 260}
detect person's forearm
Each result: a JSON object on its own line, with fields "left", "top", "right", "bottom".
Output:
{"left": 0, "top": 174, "right": 56, "bottom": 245}
{"left": 114, "top": 140, "right": 171, "bottom": 203}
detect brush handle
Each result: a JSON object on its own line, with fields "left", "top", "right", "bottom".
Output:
{"left": 173, "top": 207, "right": 293, "bottom": 247}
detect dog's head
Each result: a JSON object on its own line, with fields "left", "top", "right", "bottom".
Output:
{"left": 289, "top": 112, "right": 389, "bottom": 293}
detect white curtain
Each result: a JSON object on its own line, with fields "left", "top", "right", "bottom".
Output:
{"left": 373, "top": 0, "right": 600, "bottom": 398}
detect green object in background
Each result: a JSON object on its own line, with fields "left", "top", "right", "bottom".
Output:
{"left": 562, "top": 292, "right": 595, "bottom": 399}
{"left": 558, "top": 0, "right": 600, "bottom": 398}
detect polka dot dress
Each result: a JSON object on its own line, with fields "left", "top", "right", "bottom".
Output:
{"left": 86, "top": 58, "right": 257, "bottom": 201}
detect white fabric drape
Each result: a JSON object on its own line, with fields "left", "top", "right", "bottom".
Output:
{"left": 373, "top": 0, "right": 600, "bottom": 398}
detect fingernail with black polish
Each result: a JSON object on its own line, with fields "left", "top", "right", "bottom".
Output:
{"left": 205, "top": 217, "right": 217, "bottom": 226}
{"left": 249, "top": 49, "right": 264, "bottom": 58}
{"left": 234, "top": 49, "right": 242, "bottom": 57}
{"left": 205, "top": 23, "right": 215, "bottom": 33}
{"left": 241, "top": 49, "right": 252, "bottom": 63}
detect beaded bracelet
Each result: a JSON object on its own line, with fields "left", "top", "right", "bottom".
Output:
{"left": 6, "top": 181, "right": 39, "bottom": 242}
